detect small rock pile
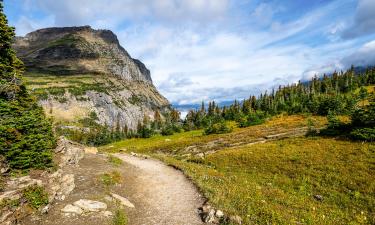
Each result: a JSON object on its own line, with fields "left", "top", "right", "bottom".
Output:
{"left": 200, "top": 203, "right": 242, "bottom": 225}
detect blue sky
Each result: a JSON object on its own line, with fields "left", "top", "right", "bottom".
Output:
{"left": 4, "top": 0, "right": 375, "bottom": 105}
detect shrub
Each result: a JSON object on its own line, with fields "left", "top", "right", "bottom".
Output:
{"left": 238, "top": 111, "right": 266, "bottom": 128}
{"left": 161, "top": 124, "right": 181, "bottom": 136}
{"left": 327, "top": 111, "right": 341, "bottom": 129}
{"left": 137, "top": 126, "right": 154, "bottom": 138}
{"left": 350, "top": 128, "right": 375, "bottom": 141}
{"left": 161, "top": 126, "right": 174, "bottom": 136}
{"left": 204, "top": 120, "right": 232, "bottom": 135}
{"left": 22, "top": 185, "right": 49, "bottom": 209}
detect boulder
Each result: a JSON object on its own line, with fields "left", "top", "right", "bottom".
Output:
{"left": 59, "top": 174, "right": 75, "bottom": 196}
{"left": 314, "top": 194, "right": 323, "bottom": 201}
{"left": 111, "top": 193, "right": 135, "bottom": 208}
{"left": 229, "top": 215, "right": 242, "bottom": 225}
{"left": 200, "top": 204, "right": 219, "bottom": 223}
{"left": 6, "top": 176, "right": 42, "bottom": 190}
{"left": 0, "top": 190, "right": 21, "bottom": 202}
{"left": 215, "top": 210, "right": 224, "bottom": 218}
{"left": 61, "top": 204, "right": 83, "bottom": 215}
{"left": 102, "top": 211, "right": 113, "bottom": 217}
{"left": 73, "top": 199, "right": 107, "bottom": 212}
{"left": 55, "top": 136, "right": 85, "bottom": 166}
{"left": 0, "top": 155, "right": 9, "bottom": 174}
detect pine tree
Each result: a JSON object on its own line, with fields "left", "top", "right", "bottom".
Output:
{"left": 0, "top": 2, "right": 55, "bottom": 170}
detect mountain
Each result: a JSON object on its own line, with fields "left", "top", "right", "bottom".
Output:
{"left": 13, "top": 26, "right": 170, "bottom": 131}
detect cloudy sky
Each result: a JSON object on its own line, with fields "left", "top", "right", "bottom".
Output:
{"left": 4, "top": 0, "right": 375, "bottom": 105}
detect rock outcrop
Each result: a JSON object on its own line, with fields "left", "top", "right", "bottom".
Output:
{"left": 13, "top": 26, "right": 170, "bottom": 130}
{"left": 0, "top": 136, "right": 84, "bottom": 225}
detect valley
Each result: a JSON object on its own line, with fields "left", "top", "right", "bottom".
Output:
{"left": 1, "top": 2, "right": 375, "bottom": 225}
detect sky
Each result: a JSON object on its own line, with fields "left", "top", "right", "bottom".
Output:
{"left": 4, "top": 0, "right": 375, "bottom": 105}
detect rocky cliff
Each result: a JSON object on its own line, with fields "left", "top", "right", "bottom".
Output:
{"left": 13, "top": 26, "right": 169, "bottom": 131}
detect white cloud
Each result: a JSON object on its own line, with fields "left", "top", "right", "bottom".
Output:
{"left": 342, "top": 0, "right": 375, "bottom": 38}
{"left": 9, "top": 0, "right": 375, "bottom": 105}
{"left": 342, "top": 40, "right": 375, "bottom": 66}
{"left": 13, "top": 15, "right": 54, "bottom": 36}
{"left": 31, "top": 0, "right": 229, "bottom": 28}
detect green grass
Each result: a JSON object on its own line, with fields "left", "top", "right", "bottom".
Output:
{"left": 99, "top": 171, "right": 122, "bottom": 187}
{"left": 102, "top": 115, "right": 326, "bottom": 155}
{"left": 160, "top": 138, "right": 374, "bottom": 224}
{"left": 22, "top": 185, "right": 49, "bottom": 209}
{"left": 101, "top": 115, "right": 374, "bottom": 225}
{"left": 112, "top": 209, "right": 128, "bottom": 225}
{"left": 108, "top": 155, "right": 123, "bottom": 166}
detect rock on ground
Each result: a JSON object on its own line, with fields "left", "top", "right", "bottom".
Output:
{"left": 73, "top": 199, "right": 107, "bottom": 212}
{"left": 61, "top": 204, "right": 83, "bottom": 215}
{"left": 110, "top": 193, "right": 135, "bottom": 208}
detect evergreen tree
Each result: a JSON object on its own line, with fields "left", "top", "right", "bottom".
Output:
{"left": 0, "top": 2, "right": 55, "bottom": 170}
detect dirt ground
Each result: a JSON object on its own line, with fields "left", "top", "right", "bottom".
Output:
{"left": 21, "top": 153, "right": 205, "bottom": 225}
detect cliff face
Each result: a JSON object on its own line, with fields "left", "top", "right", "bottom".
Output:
{"left": 14, "top": 26, "right": 152, "bottom": 82}
{"left": 13, "top": 26, "right": 169, "bottom": 130}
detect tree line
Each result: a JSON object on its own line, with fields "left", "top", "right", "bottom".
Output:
{"left": 183, "top": 66, "right": 375, "bottom": 139}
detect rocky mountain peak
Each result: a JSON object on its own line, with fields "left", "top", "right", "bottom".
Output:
{"left": 14, "top": 26, "right": 152, "bottom": 83}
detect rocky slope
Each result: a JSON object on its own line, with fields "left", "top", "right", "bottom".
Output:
{"left": 13, "top": 26, "right": 169, "bottom": 130}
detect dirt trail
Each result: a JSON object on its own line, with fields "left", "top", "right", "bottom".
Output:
{"left": 20, "top": 153, "right": 205, "bottom": 225}
{"left": 114, "top": 153, "right": 205, "bottom": 225}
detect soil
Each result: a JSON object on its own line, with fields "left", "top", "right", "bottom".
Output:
{"left": 20, "top": 153, "right": 205, "bottom": 225}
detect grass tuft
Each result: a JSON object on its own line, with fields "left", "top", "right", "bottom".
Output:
{"left": 22, "top": 185, "right": 49, "bottom": 209}
{"left": 112, "top": 209, "right": 128, "bottom": 225}
{"left": 108, "top": 155, "right": 123, "bottom": 166}
{"left": 100, "top": 171, "right": 122, "bottom": 187}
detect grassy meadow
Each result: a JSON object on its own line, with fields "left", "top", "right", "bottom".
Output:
{"left": 100, "top": 115, "right": 374, "bottom": 224}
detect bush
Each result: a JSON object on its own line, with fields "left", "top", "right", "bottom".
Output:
{"left": 22, "top": 185, "right": 49, "bottom": 209}
{"left": 327, "top": 111, "right": 341, "bottom": 129}
{"left": 137, "top": 126, "right": 154, "bottom": 138}
{"left": 351, "top": 128, "right": 375, "bottom": 141}
{"left": 204, "top": 120, "right": 232, "bottom": 135}
{"left": 238, "top": 111, "right": 266, "bottom": 128}
{"left": 161, "top": 124, "right": 181, "bottom": 136}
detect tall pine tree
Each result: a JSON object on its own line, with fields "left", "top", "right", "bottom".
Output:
{"left": 0, "top": 2, "right": 55, "bottom": 170}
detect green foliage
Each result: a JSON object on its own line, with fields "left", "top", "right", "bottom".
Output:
{"left": 237, "top": 111, "right": 266, "bottom": 128}
{"left": 204, "top": 120, "right": 232, "bottom": 135}
{"left": 103, "top": 117, "right": 374, "bottom": 225}
{"left": 112, "top": 209, "right": 128, "bottom": 225}
{"left": 351, "top": 96, "right": 375, "bottom": 127}
{"left": 0, "top": 4, "right": 55, "bottom": 170}
{"left": 56, "top": 123, "right": 128, "bottom": 147}
{"left": 22, "top": 185, "right": 49, "bottom": 209}
{"left": 350, "top": 128, "right": 375, "bottom": 141}
{"left": 327, "top": 111, "right": 341, "bottom": 129}
{"left": 161, "top": 123, "right": 181, "bottom": 136}
{"left": 184, "top": 67, "right": 375, "bottom": 134}
{"left": 137, "top": 126, "right": 154, "bottom": 138}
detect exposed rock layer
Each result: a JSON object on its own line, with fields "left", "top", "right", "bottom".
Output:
{"left": 13, "top": 26, "right": 169, "bottom": 130}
